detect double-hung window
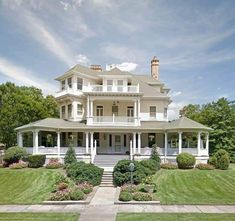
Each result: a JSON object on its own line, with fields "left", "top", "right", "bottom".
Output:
{"left": 150, "top": 106, "right": 156, "bottom": 119}
{"left": 67, "top": 77, "right": 72, "bottom": 88}
{"left": 61, "top": 80, "right": 65, "bottom": 90}
{"left": 77, "top": 104, "right": 83, "bottom": 115}
{"left": 61, "top": 106, "right": 66, "bottom": 119}
{"left": 77, "top": 78, "right": 83, "bottom": 90}
{"left": 68, "top": 104, "right": 72, "bottom": 118}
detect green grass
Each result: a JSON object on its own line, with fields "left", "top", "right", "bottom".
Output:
{"left": 0, "top": 168, "right": 61, "bottom": 204}
{"left": 0, "top": 213, "right": 79, "bottom": 221}
{"left": 116, "top": 213, "right": 235, "bottom": 221}
{"left": 152, "top": 164, "right": 235, "bottom": 204}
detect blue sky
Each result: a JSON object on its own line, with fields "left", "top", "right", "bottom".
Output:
{"left": 0, "top": 0, "right": 234, "bottom": 118}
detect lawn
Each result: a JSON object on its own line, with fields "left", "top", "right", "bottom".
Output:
{"left": 0, "top": 168, "right": 61, "bottom": 204}
{"left": 0, "top": 213, "right": 79, "bottom": 221}
{"left": 116, "top": 213, "right": 235, "bottom": 221}
{"left": 152, "top": 164, "right": 235, "bottom": 204}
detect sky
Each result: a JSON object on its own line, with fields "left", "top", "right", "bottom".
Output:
{"left": 0, "top": 0, "right": 234, "bottom": 119}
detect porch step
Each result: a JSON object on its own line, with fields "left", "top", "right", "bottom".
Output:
{"left": 94, "top": 154, "right": 129, "bottom": 168}
{"left": 100, "top": 171, "right": 114, "bottom": 187}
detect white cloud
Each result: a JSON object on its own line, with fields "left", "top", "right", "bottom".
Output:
{"left": 75, "top": 54, "right": 90, "bottom": 65}
{"left": 168, "top": 101, "right": 186, "bottom": 120}
{"left": 0, "top": 57, "right": 56, "bottom": 94}
{"left": 170, "top": 91, "right": 182, "bottom": 97}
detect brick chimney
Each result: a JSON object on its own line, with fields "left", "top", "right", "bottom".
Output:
{"left": 90, "top": 65, "right": 102, "bottom": 72}
{"left": 151, "top": 56, "right": 159, "bottom": 80}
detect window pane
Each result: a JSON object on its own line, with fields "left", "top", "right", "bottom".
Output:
{"left": 150, "top": 106, "right": 156, "bottom": 118}
{"left": 68, "top": 78, "right": 72, "bottom": 88}
{"left": 77, "top": 78, "right": 83, "bottom": 90}
{"left": 77, "top": 104, "right": 83, "bottom": 115}
{"left": 61, "top": 106, "right": 65, "bottom": 118}
{"left": 107, "top": 80, "right": 113, "bottom": 85}
{"left": 61, "top": 80, "right": 65, "bottom": 90}
{"left": 112, "top": 105, "right": 118, "bottom": 115}
{"left": 68, "top": 104, "right": 72, "bottom": 117}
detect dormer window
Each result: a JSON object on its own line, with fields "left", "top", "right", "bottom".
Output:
{"left": 61, "top": 80, "right": 65, "bottom": 90}
{"left": 67, "top": 77, "right": 72, "bottom": 88}
{"left": 77, "top": 78, "right": 83, "bottom": 90}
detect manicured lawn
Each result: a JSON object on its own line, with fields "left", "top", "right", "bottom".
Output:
{"left": 0, "top": 168, "right": 61, "bottom": 204}
{"left": 116, "top": 213, "right": 235, "bottom": 221}
{"left": 153, "top": 164, "right": 235, "bottom": 204}
{"left": 0, "top": 213, "right": 79, "bottom": 221}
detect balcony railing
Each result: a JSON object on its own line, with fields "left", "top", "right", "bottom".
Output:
{"left": 84, "top": 85, "right": 139, "bottom": 93}
{"left": 90, "top": 116, "right": 137, "bottom": 125}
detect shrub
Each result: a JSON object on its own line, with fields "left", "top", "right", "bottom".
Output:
{"left": 49, "top": 189, "right": 71, "bottom": 201}
{"left": 211, "top": 149, "right": 230, "bottom": 170}
{"left": 64, "top": 146, "right": 77, "bottom": 166}
{"left": 69, "top": 188, "right": 84, "bottom": 200}
{"left": 46, "top": 158, "right": 64, "bottom": 169}
{"left": 176, "top": 153, "right": 195, "bottom": 169}
{"left": 54, "top": 173, "right": 71, "bottom": 185}
{"left": 140, "top": 159, "right": 160, "bottom": 174}
{"left": 119, "top": 191, "right": 132, "bottom": 201}
{"left": 113, "top": 160, "right": 152, "bottom": 186}
{"left": 161, "top": 163, "right": 178, "bottom": 169}
{"left": 0, "top": 164, "right": 3, "bottom": 168}
{"left": 150, "top": 145, "right": 161, "bottom": 164}
{"left": 3, "top": 146, "right": 28, "bottom": 166}
{"left": 9, "top": 161, "right": 28, "bottom": 169}
{"left": 121, "top": 184, "right": 138, "bottom": 193}
{"left": 28, "top": 154, "right": 46, "bottom": 168}
{"left": 132, "top": 192, "right": 152, "bottom": 201}
{"left": 76, "top": 182, "right": 93, "bottom": 194}
{"left": 196, "top": 163, "right": 215, "bottom": 170}
{"left": 57, "top": 182, "right": 69, "bottom": 191}
{"left": 66, "top": 162, "right": 103, "bottom": 186}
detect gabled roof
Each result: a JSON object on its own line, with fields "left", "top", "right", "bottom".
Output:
{"left": 166, "top": 116, "right": 212, "bottom": 131}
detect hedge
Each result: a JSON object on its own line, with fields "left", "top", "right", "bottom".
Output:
{"left": 28, "top": 154, "right": 46, "bottom": 168}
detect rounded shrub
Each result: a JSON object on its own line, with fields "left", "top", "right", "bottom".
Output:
{"left": 66, "top": 162, "right": 103, "bottom": 186}
{"left": 69, "top": 188, "right": 84, "bottom": 200}
{"left": 176, "top": 153, "right": 196, "bottom": 169}
{"left": 28, "top": 154, "right": 46, "bottom": 168}
{"left": 140, "top": 159, "right": 160, "bottom": 174}
{"left": 119, "top": 191, "right": 132, "bottom": 201}
{"left": 132, "top": 192, "right": 152, "bottom": 201}
{"left": 212, "top": 149, "right": 230, "bottom": 170}
{"left": 3, "top": 146, "right": 28, "bottom": 166}
{"left": 64, "top": 146, "right": 77, "bottom": 166}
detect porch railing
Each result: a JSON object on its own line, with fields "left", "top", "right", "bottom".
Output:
{"left": 92, "top": 116, "right": 136, "bottom": 125}
{"left": 83, "top": 85, "right": 139, "bottom": 93}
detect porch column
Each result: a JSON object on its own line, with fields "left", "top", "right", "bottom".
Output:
{"left": 18, "top": 132, "right": 23, "bottom": 147}
{"left": 90, "top": 99, "right": 93, "bottom": 117}
{"left": 134, "top": 99, "right": 137, "bottom": 125}
{"left": 164, "top": 132, "right": 168, "bottom": 162}
{"left": 57, "top": 131, "right": 61, "bottom": 157}
{"left": 138, "top": 132, "right": 141, "bottom": 154}
{"left": 197, "top": 131, "right": 201, "bottom": 156}
{"left": 137, "top": 98, "right": 140, "bottom": 125}
{"left": 85, "top": 132, "right": 89, "bottom": 154}
{"left": 133, "top": 132, "right": 136, "bottom": 154}
{"left": 33, "top": 130, "right": 39, "bottom": 154}
{"left": 87, "top": 96, "right": 90, "bottom": 118}
{"left": 90, "top": 132, "right": 94, "bottom": 152}
{"left": 178, "top": 131, "right": 182, "bottom": 154}
{"left": 206, "top": 132, "right": 209, "bottom": 155}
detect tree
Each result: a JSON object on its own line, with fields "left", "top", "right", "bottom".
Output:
{"left": 0, "top": 82, "right": 59, "bottom": 148}
{"left": 181, "top": 98, "right": 235, "bottom": 162}
{"left": 64, "top": 146, "right": 77, "bottom": 165}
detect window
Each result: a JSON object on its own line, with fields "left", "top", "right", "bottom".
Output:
{"left": 112, "top": 105, "right": 118, "bottom": 116}
{"left": 164, "top": 107, "right": 168, "bottom": 118}
{"left": 107, "top": 80, "right": 113, "bottom": 91}
{"left": 61, "top": 80, "right": 65, "bottom": 90}
{"left": 148, "top": 133, "right": 156, "bottom": 147}
{"left": 77, "top": 104, "right": 83, "bottom": 115}
{"left": 96, "top": 106, "right": 103, "bottom": 116}
{"left": 67, "top": 77, "right": 72, "bottom": 88}
{"left": 117, "top": 80, "right": 123, "bottom": 92}
{"left": 68, "top": 104, "right": 72, "bottom": 118}
{"left": 150, "top": 106, "right": 156, "bottom": 118}
{"left": 77, "top": 132, "right": 83, "bottom": 146}
{"left": 77, "top": 78, "right": 83, "bottom": 90}
{"left": 61, "top": 106, "right": 66, "bottom": 119}
{"left": 109, "top": 134, "right": 112, "bottom": 147}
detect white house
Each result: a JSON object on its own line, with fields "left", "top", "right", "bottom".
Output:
{"left": 16, "top": 57, "right": 211, "bottom": 167}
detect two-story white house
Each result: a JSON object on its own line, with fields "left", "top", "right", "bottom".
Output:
{"left": 16, "top": 57, "right": 211, "bottom": 167}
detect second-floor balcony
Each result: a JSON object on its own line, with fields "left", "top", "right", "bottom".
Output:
{"left": 83, "top": 84, "right": 139, "bottom": 93}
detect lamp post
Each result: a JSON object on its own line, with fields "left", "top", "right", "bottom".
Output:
{"left": 129, "top": 162, "right": 135, "bottom": 193}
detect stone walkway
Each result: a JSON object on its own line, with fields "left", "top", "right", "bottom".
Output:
{"left": 0, "top": 187, "right": 234, "bottom": 221}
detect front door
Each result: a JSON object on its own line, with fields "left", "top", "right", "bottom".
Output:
{"left": 114, "top": 135, "right": 122, "bottom": 152}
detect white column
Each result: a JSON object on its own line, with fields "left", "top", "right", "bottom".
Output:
{"left": 57, "top": 132, "right": 61, "bottom": 157}
{"left": 130, "top": 140, "right": 133, "bottom": 160}
{"left": 164, "top": 132, "right": 168, "bottom": 162}
{"left": 18, "top": 132, "right": 23, "bottom": 147}
{"left": 206, "top": 133, "right": 209, "bottom": 155}
{"left": 87, "top": 96, "right": 90, "bottom": 118}
{"left": 138, "top": 132, "right": 141, "bottom": 154}
{"left": 90, "top": 99, "right": 93, "bottom": 117}
{"left": 137, "top": 98, "right": 140, "bottom": 125}
{"left": 33, "top": 130, "right": 39, "bottom": 154}
{"left": 90, "top": 132, "right": 94, "bottom": 151}
{"left": 178, "top": 131, "right": 182, "bottom": 154}
{"left": 73, "top": 101, "right": 77, "bottom": 119}
{"left": 85, "top": 132, "right": 89, "bottom": 154}
{"left": 197, "top": 131, "right": 201, "bottom": 156}
{"left": 133, "top": 132, "right": 136, "bottom": 154}
{"left": 134, "top": 99, "right": 137, "bottom": 125}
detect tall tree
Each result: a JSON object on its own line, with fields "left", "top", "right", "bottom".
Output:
{"left": 0, "top": 82, "right": 59, "bottom": 148}
{"left": 181, "top": 98, "right": 235, "bottom": 162}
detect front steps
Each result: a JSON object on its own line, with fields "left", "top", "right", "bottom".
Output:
{"left": 100, "top": 171, "right": 114, "bottom": 187}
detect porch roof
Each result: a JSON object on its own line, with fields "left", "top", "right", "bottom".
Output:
{"left": 15, "top": 116, "right": 212, "bottom": 132}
